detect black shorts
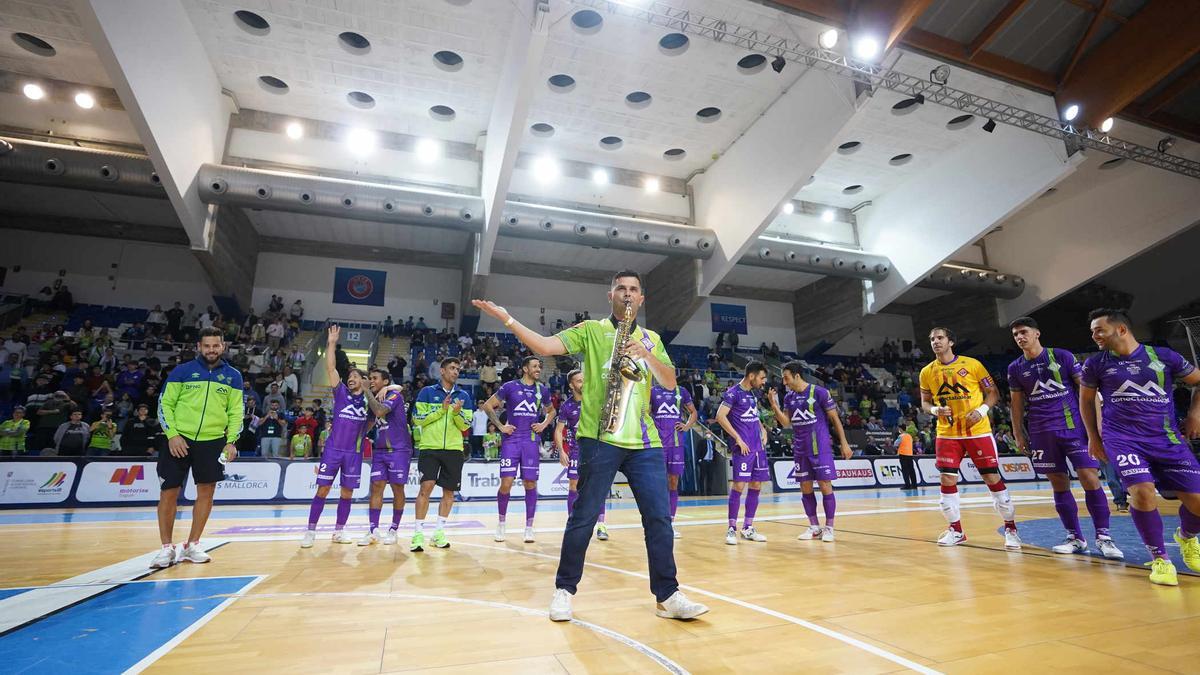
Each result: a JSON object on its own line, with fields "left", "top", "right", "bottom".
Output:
{"left": 158, "top": 437, "right": 226, "bottom": 490}
{"left": 417, "top": 450, "right": 466, "bottom": 492}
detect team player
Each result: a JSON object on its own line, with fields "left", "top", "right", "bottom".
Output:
{"left": 301, "top": 326, "right": 371, "bottom": 548}
{"left": 358, "top": 369, "right": 412, "bottom": 546}
{"left": 556, "top": 369, "right": 609, "bottom": 540}
{"left": 919, "top": 327, "right": 1021, "bottom": 549}
{"left": 1079, "top": 308, "right": 1200, "bottom": 586}
{"left": 411, "top": 357, "right": 474, "bottom": 551}
{"left": 715, "top": 362, "right": 770, "bottom": 545}
{"left": 1007, "top": 317, "right": 1122, "bottom": 559}
{"left": 481, "top": 356, "right": 556, "bottom": 543}
{"left": 768, "top": 361, "right": 852, "bottom": 542}
{"left": 650, "top": 383, "right": 697, "bottom": 538}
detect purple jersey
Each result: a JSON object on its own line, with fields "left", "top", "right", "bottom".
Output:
{"left": 326, "top": 382, "right": 370, "bottom": 453}
{"left": 558, "top": 396, "right": 581, "bottom": 451}
{"left": 721, "top": 384, "right": 763, "bottom": 453}
{"left": 374, "top": 387, "right": 413, "bottom": 452}
{"left": 651, "top": 385, "right": 693, "bottom": 447}
{"left": 496, "top": 379, "right": 550, "bottom": 442}
{"left": 1007, "top": 347, "right": 1084, "bottom": 434}
{"left": 1081, "top": 344, "right": 1195, "bottom": 442}
{"left": 783, "top": 384, "right": 835, "bottom": 455}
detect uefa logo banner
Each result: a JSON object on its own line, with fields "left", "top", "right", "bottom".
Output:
{"left": 332, "top": 266, "right": 386, "bottom": 306}
{"left": 0, "top": 462, "right": 76, "bottom": 504}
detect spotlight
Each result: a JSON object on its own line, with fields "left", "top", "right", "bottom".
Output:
{"left": 644, "top": 177, "right": 660, "bottom": 193}
{"left": 591, "top": 168, "right": 609, "bottom": 185}
{"left": 771, "top": 55, "right": 786, "bottom": 73}
{"left": 852, "top": 36, "right": 879, "bottom": 60}
{"left": 74, "top": 92, "right": 95, "bottom": 109}
{"left": 930, "top": 65, "right": 950, "bottom": 85}
{"left": 821, "top": 209, "right": 834, "bottom": 223}
{"left": 1062, "top": 104, "right": 1079, "bottom": 122}
{"left": 982, "top": 119, "right": 996, "bottom": 133}
{"left": 415, "top": 138, "right": 442, "bottom": 163}
{"left": 1157, "top": 136, "right": 1176, "bottom": 154}
{"left": 1099, "top": 117, "right": 1114, "bottom": 133}
{"left": 532, "top": 155, "right": 560, "bottom": 183}
{"left": 818, "top": 29, "right": 838, "bottom": 49}
{"left": 285, "top": 121, "right": 304, "bottom": 139}
{"left": 22, "top": 83, "right": 44, "bottom": 100}
{"left": 345, "top": 128, "right": 377, "bottom": 156}
{"left": 782, "top": 201, "right": 794, "bottom": 215}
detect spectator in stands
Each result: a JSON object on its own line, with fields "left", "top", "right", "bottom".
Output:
{"left": 415, "top": 317, "right": 428, "bottom": 332}
{"left": 241, "top": 379, "right": 261, "bottom": 413}
{"left": 480, "top": 358, "right": 497, "bottom": 387}
{"left": 866, "top": 417, "right": 884, "bottom": 432}
{"left": 164, "top": 301, "right": 184, "bottom": 341}
{"left": 847, "top": 410, "right": 863, "bottom": 429}
{"left": 249, "top": 319, "right": 266, "bottom": 345}
{"left": 223, "top": 318, "right": 240, "bottom": 343}
{"left": 181, "top": 303, "right": 199, "bottom": 342}
{"left": 293, "top": 407, "right": 318, "bottom": 443}
{"left": 120, "top": 403, "right": 159, "bottom": 456}
{"left": 278, "top": 365, "right": 299, "bottom": 400}
{"left": 51, "top": 285, "right": 74, "bottom": 311}
{"left": 269, "top": 295, "right": 283, "bottom": 315}
{"left": 146, "top": 304, "right": 167, "bottom": 332}
{"left": 383, "top": 315, "right": 394, "bottom": 338}
{"left": 141, "top": 383, "right": 160, "bottom": 417}
{"left": 289, "top": 299, "right": 304, "bottom": 322}
{"left": 428, "top": 354, "right": 441, "bottom": 380}
{"left": 256, "top": 401, "right": 287, "bottom": 458}
{"left": 312, "top": 398, "right": 327, "bottom": 429}
{"left": 0, "top": 406, "right": 29, "bottom": 456}
{"left": 387, "top": 355, "right": 407, "bottom": 384}
{"left": 115, "top": 361, "right": 144, "bottom": 400}
{"left": 286, "top": 397, "right": 304, "bottom": 422}
{"left": 86, "top": 410, "right": 117, "bottom": 456}
{"left": 199, "top": 306, "right": 216, "bottom": 330}
{"left": 403, "top": 316, "right": 414, "bottom": 336}
{"left": 53, "top": 408, "right": 89, "bottom": 455}
{"left": 0, "top": 352, "right": 22, "bottom": 406}
{"left": 267, "top": 318, "right": 285, "bottom": 351}
{"left": 28, "top": 386, "right": 66, "bottom": 452}
{"left": 317, "top": 418, "right": 331, "bottom": 454}
{"left": 122, "top": 322, "right": 147, "bottom": 350}
{"left": 66, "top": 374, "right": 90, "bottom": 412}
{"left": 289, "top": 422, "right": 312, "bottom": 459}
{"left": 263, "top": 383, "right": 286, "bottom": 412}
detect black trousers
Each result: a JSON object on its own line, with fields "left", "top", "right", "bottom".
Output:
{"left": 899, "top": 454, "right": 918, "bottom": 489}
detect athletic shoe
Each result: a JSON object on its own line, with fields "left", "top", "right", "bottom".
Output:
{"left": 331, "top": 531, "right": 354, "bottom": 544}
{"left": 596, "top": 524, "right": 609, "bottom": 541}
{"left": 1097, "top": 536, "right": 1124, "bottom": 561}
{"left": 1116, "top": 503, "right": 1129, "bottom": 513}
{"left": 432, "top": 530, "right": 450, "bottom": 548}
{"left": 524, "top": 527, "right": 536, "bottom": 543}
{"left": 1003, "top": 528, "right": 1022, "bottom": 551}
{"left": 300, "top": 530, "right": 316, "bottom": 548}
{"left": 150, "top": 545, "right": 176, "bottom": 569}
{"left": 672, "top": 526, "right": 682, "bottom": 539}
{"left": 740, "top": 526, "right": 767, "bottom": 542}
{"left": 725, "top": 526, "right": 738, "bottom": 545}
{"left": 797, "top": 525, "right": 821, "bottom": 541}
{"left": 179, "top": 544, "right": 211, "bottom": 564}
{"left": 381, "top": 529, "right": 398, "bottom": 546}
{"left": 549, "top": 588, "right": 573, "bottom": 622}
{"left": 821, "top": 527, "right": 835, "bottom": 543}
{"left": 410, "top": 531, "right": 425, "bottom": 552}
{"left": 494, "top": 523, "right": 506, "bottom": 542}
{"left": 1051, "top": 535, "right": 1087, "bottom": 555}
{"left": 357, "top": 528, "right": 380, "bottom": 546}
{"left": 1149, "top": 558, "right": 1179, "bottom": 586}
{"left": 655, "top": 591, "right": 709, "bottom": 620}
{"left": 937, "top": 529, "right": 967, "bottom": 546}
{"left": 1175, "top": 528, "right": 1200, "bottom": 572}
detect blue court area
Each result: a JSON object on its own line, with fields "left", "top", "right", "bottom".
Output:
{"left": 0, "top": 576, "right": 259, "bottom": 674}
{"left": 1009, "top": 515, "right": 1198, "bottom": 575}
{"left": 0, "top": 589, "right": 28, "bottom": 601}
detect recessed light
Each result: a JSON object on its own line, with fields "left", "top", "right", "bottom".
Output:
{"left": 285, "top": 122, "right": 304, "bottom": 139}
{"left": 532, "top": 156, "right": 560, "bottom": 183}
{"left": 346, "top": 128, "right": 376, "bottom": 156}
{"left": 644, "top": 177, "right": 660, "bottom": 193}
{"left": 74, "top": 92, "right": 95, "bottom": 109}
{"left": 415, "top": 138, "right": 442, "bottom": 163}
{"left": 821, "top": 209, "right": 835, "bottom": 222}
{"left": 782, "top": 202, "right": 795, "bottom": 215}
{"left": 592, "top": 168, "right": 609, "bottom": 185}
{"left": 22, "top": 83, "right": 44, "bottom": 100}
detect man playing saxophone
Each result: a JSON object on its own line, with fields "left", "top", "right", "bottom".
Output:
{"left": 472, "top": 270, "right": 709, "bottom": 623}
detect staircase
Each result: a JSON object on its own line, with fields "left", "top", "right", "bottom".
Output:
{"left": 373, "top": 336, "right": 410, "bottom": 369}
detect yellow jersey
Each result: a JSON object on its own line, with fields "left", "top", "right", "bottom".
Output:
{"left": 919, "top": 355, "right": 994, "bottom": 439}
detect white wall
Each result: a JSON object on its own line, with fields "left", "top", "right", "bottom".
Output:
{"left": 0, "top": 230, "right": 213, "bottom": 309}
{"left": 477, "top": 274, "right": 613, "bottom": 334}
{"left": 672, "top": 298, "right": 797, "bottom": 350}
{"left": 826, "top": 313, "right": 915, "bottom": 356}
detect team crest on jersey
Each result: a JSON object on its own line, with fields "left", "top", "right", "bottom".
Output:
{"left": 1030, "top": 380, "right": 1067, "bottom": 396}
{"left": 656, "top": 402, "right": 680, "bottom": 417}
{"left": 1127, "top": 364, "right": 1141, "bottom": 375}
{"left": 739, "top": 406, "right": 758, "bottom": 421}
{"left": 791, "top": 407, "right": 817, "bottom": 423}
{"left": 1149, "top": 361, "right": 1166, "bottom": 372}
{"left": 957, "top": 368, "right": 969, "bottom": 378}
{"left": 513, "top": 399, "right": 540, "bottom": 414}
{"left": 1111, "top": 379, "right": 1167, "bottom": 399}
{"left": 1047, "top": 361, "right": 1061, "bottom": 372}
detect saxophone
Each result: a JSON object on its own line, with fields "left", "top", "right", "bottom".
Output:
{"left": 600, "top": 298, "right": 644, "bottom": 434}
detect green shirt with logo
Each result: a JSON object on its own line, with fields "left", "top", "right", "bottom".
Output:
{"left": 0, "top": 418, "right": 30, "bottom": 453}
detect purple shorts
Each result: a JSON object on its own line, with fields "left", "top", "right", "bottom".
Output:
{"left": 566, "top": 445, "right": 579, "bottom": 481}
{"left": 794, "top": 450, "right": 836, "bottom": 483}
{"left": 371, "top": 449, "right": 412, "bottom": 485}
{"left": 500, "top": 437, "right": 541, "bottom": 481}
{"left": 1028, "top": 428, "right": 1098, "bottom": 475}
{"left": 662, "top": 444, "right": 685, "bottom": 476}
{"left": 316, "top": 448, "right": 362, "bottom": 489}
{"left": 1105, "top": 437, "right": 1200, "bottom": 493}
{"left": 732, "top": 447, "right": 770, "bottom": 482}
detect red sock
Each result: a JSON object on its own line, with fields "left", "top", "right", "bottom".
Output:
{"left": 1004, "top": 521, "right": 1016, "bottom": 531}
{"left": 940, "top": 485, "right": 957, "bottom": 494}
{"left": 950, "top": 520, "right": 963, "bottom": 532}
{"left": 987, "top": 480, "right": 1007, "bottom": 492}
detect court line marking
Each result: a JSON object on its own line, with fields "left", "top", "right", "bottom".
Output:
{"left": 0, "top": 575, "right": 264, "bottom": 593}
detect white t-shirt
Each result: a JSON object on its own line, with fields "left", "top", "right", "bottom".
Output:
{"left": 472, "top": 408, "right": 489, "bottom": 436}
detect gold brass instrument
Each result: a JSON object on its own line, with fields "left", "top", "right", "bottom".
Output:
{"left": 600, "top": 298, "right": 643, "bottom": 434}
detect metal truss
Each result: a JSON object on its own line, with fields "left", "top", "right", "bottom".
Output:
{"left": 573, "top": 0, "right": 1200, "bottom": 180}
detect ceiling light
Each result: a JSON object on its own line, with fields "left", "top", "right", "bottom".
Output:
{"left": 74, "top": 92, "right": 95, "bottom": 109}
{"left": 22, "top": 83, "right": 44, "bottom": 100}
{"left": 1157, "top": 136, "right": 1176, "bottom": 154}
{"left": 644, "top": 177, "right": 660, "bottom": 193}
{"left": 591, "top": 168, "right": 609, "bottom": 185}
{"left": 1062, "top": 104, "right": 1079, "bottom": 122}
{"left": 345, "top": 128, "right": 377, "bottom": 156}
{"left": 285, "top": 121, "right": 304, "bottom": 139}
{"left": 415, "top": 138, "right": 442, "bottom": 163}
{"left": 782, "top": 201, "right": 795, "bottom": 215}
{"left": 532, "top": 155, "right": 560, "bottom": 183}
{"left": 771, "top": 55, "right": 786, "bottom": 73}
{"left": 852, "top": 36, "right": 879, "bottom": 60}
{"left": 821, "top": 209, "right": 835, "bottom": 223}
{"left": 930, "top": 65, "right": 950, "bottom": 85}
{"left": 818, "top": 29, "right": 838, "bottom": 49}
{"left": 982, "top": 119, "right": 996, "bottom": 133}
{"left": 1099, "top": 117, "right": 1114, "bottom": 133}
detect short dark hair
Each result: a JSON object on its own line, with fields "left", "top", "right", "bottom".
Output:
{"left": 369, "top": 367, "right": 391, "bottom": 383}
{"left": 441, "top": 357, "right": 461, "bottom": 368}
{"left": 348, "top": 368, "right": 367, "bottom": 380}
{"left": 520, "top": 355, "right": 541, "bottom": 370}
{"left": 611, "top": 270, "right": 643, "bottom": 289}
{"left": 782, "top": 360, "right": 805, "bottom": 377}
{"left": 1009, "top": 316, "right": 1039, "bottom": 331}
{"left": 929, "top": 326, "right": 956, "bottom": 343}
{"left": 198, "top": 327, "right": 223, "bottom": 340}
{"left": 1088, "top": 307, "right": 1131, "bottom": 328}
{"left": 566, "top": 368, "right": 582, "bottom": 383}
{"left": 745, "top": 361, "right": 768, "bottom": 377}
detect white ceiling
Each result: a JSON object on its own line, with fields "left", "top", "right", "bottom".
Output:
{"left": 247, "top": 209, "right": 470, "bottom": 254}
{"left": 721, "top": 265, "right": 821, "bottom": 292}
{"left": 493, "top": 236, "right": 665, "bottom": 275}
{"left": 0, "top": 0, "right": 111, "bottom": 87}
{"left": 0, "top": 182, "right": 179, "bottom": 226}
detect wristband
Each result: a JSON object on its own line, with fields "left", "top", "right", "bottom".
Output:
{"left": 975, "top": 404, "right": 990, "bottom": 417}
{"left": 504, "top": 316, "right": 515, "bottom": 328}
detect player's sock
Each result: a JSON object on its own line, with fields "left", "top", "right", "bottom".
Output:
{"left": 669, "top": 489, "right": 679, "bottom": 519}
{"left": 436, "top": 516, "right": 447, "bottom": 531}
{"left": 940, "top": 485, "right": 962, "bottom": 531}
{"left": 822, "top": 492, "right": 836, "bottom": 527}
{"left": 497, "top": 490, "right": 509, "bottom": 523}
{"left": 1129, "top": 506, "right": 1167, "bottom": 558}
{"left": 415, "top": 520, "right": 425, "bottom": 534}
{"left": 391, "top": 500, "right": 404, "bottom": 530}
{"left": 1179, "top": 504, "right": 1200, "bottom": 539}
{"left": 727, "top": 489, "right": 742, "bottom": 528}
{"left": 369, "top": 507, "right": 381, "bottom": 532}
{"left": 307, "top": 495, "right": 326, "bottom": 530}
{"left": 567, "top": 489, "right": 577, "bottom": 516}
{"left": 1052, "top": 490, "right": 1083, "bottom": 539}
{"left": 987, "top": 480, "right": 1016, "bottom": 527}
{"left": 743, "top": 488, "right": 760, "bottom": 528}
{"left": 1083, "top": 487, "right": 1111, "bottom": 537}
{"left": 597, "top": 502, "right": 606, "bottom": 523}
{"left": 335, "top": 496, "right": 351, "bottom": 530}
{"left": 525, "top": 488, "right": 537, "bottom": 528}
{"left": 802, "top": 492, "right": 819, "bottom": 526}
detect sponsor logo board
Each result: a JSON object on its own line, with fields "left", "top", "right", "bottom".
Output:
{"left": 186, "top": 461, "right": 281, "bottom": 500}
{"left": 76, "top": 462, "right": 160, "bottom": 502}
{"left": 1000, "top": 456, "right": 1036, "bottom": 481}
{"left": 0, "top": 462, "right": 76, "bottom": 504}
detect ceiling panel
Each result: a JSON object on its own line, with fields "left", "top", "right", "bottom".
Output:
{"left": 493, "top": 236, "right": 664, "bottom": 275}
{"left": 247, "top": 209, "right": 469, "bottom": 254}
{"left": 722, "top": 265, "right": 821, "bottom": 292}
{"left": 0, "top": 0, "right": 111, "bottom": 86}
{"left": 0, "top": 183, "right": 179, "bottom": 226}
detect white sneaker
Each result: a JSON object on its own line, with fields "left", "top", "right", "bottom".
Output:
{"left": 797, "top": 525, "right": 822, "bottom": 541}
{"left": 672, "top": 526, "right": 682, "bottom": 539}
{"left": 1052, "top": 535, "right": 1087, "bottom": 554}
{"left": 1004, "top": 528, "right": 1022, "bottom": 551}
{"left": 740, "top": 526, "right": 767, "bottom": 542}
{"left": 524, "top": 527, "right": 536, "bottom": 543}
{"left": 358, "top": 528, "right": 380, "bottom": 546}
{"left": 494, "top": 523, "right": 506, "bottom": 542}
{"left": 821, "top": 527, "right": 836, "bottom": 543}
{"left": 656, "top": 591, "right": 709, "bottom": 620}
{"left": 549, "top": 588, "right": 573, "bottom": 622}
{"left": 300, "top": 530, "right": 316, "bottom": 548}
{"left": 150, "top": 545, "right": 176, "bottom": 569}
{"left": 1097, "top": 536, "right": 1125, "bottom": 560}
{"left": 332, "top": 530, "right": 354, "bottom": 544}
{"left": 381, "top": 528, "right": 398, "bottom": 545}
{"left": 937, "top": 529, "right": 967, "bottom": 546}
{"left": 725, "top": 527, "right": 738, "bottom": 545}
{"left": 179, "top": 544, "right": 211, "bottom": 564}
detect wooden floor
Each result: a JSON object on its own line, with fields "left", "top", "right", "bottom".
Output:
{"left": 2, "top": 485, "right": 1199, "bottom": 674}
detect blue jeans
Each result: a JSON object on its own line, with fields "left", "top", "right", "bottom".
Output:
{"left": 1101, "top": 459, "right": 1128, "bottom": 506}
{"left": 555, "top": 438, "right": 679, "bottom": 602}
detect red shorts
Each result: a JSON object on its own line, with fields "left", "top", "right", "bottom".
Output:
{"left": 935, "top": 436, "right": 999, "bottom": 471}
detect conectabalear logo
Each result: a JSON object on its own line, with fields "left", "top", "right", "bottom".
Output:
{"left": 40, "top": 472, "right": 67, "bottom": 489}
{"left": 110, "top": 466, "right": 145, "bottom": 485}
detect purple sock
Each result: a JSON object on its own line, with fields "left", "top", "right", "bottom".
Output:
{"left": 1053, "top": 490, "right": 1083, "bottom": 539}
{"left": 368, "top": 506, "right": 381, "bottom": 531}
{"left": 567, "top": 489, "right": 577, "bottom": 516}
{"left": 669, "top": 489, "right": 679, "bottom": 520}
{"left": 728, "top": 489, "right": 742, "bottom": 528}
{"left": 391, "top": 499, "right": 404, "bottom": 530}
{"left": 1083, "top": 488, "right": 1111, "bottom": 537}
{"left": 822, "top": 492, "right": 836, "bottom": 527}
{"left": 598, "top": 501, "right": 606, "bottom": 523}
{"left": 1180, "top": 504, "right": 1200, "bottom": 539}
{"left": 497, "top": 491, "right": 509, "bottom": 523}
{"left": 307, "top": 495, "right": 326, "bottom": 529}
{"left": 744, "top": 488, "right": 760, "bottom": 527}
{"left": 525, "top": 488, "right": 537, "bottom": 527}
{"left": 1129, "top": 506, "right": 1167, "bottom": 558}
{"left": 335, "top": 496, "right": 351, "bottom": 530}
{"left": 802, "top": 492, "right": 819, "bottom": 526}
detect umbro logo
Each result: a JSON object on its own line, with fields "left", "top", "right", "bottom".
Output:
{"left": 513, "top": 400, "right": 540, "bottom": 414}
{"left": 656, "top": 402, "right": 680, "bottom": 416}
{"left": 1030, "top": 380, "right": 1067, "bottom": 396}
{"left": 791, "top": 408, "right": 817, "bottom": 423}
{"left": 1110, "top": 380, "right": 1167, "bottom": 398}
